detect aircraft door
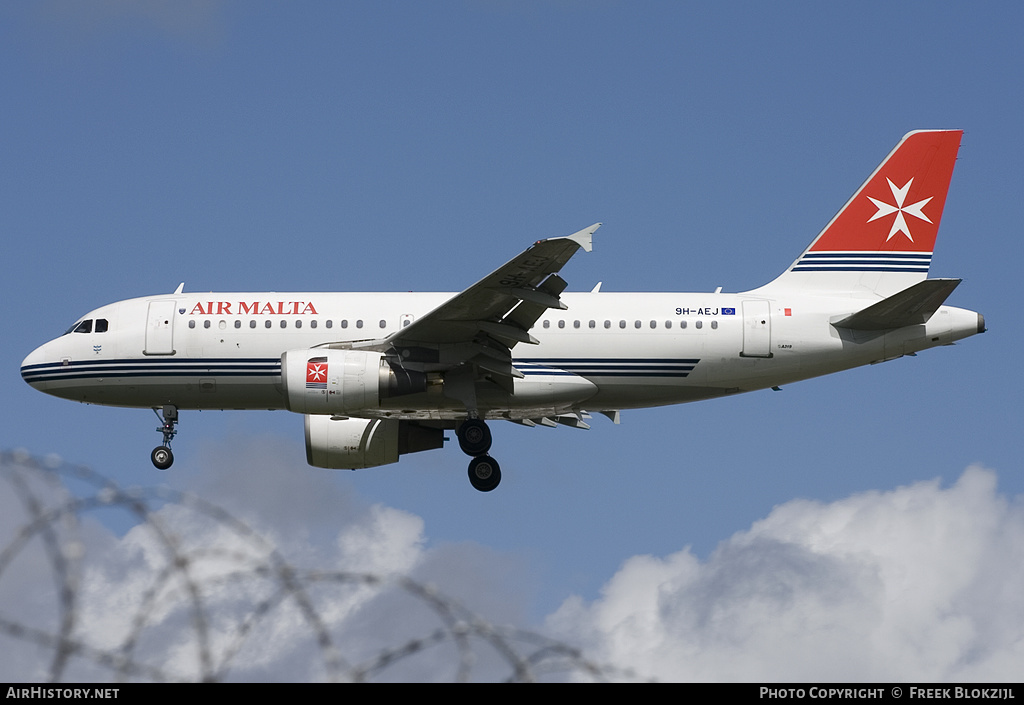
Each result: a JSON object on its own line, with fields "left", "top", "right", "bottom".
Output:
{"left": 740, "top": 300, "right": 772, "bottom": 358}
{"left": 145, "top": 300, "right": 177, "bottom": 355}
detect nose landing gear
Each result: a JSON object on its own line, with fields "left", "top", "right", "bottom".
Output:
{"left": 457, "top": 419, "right": 501, "bottom": 492}
{"left": 151, "top": 405, "right": 178, "bottom": 470}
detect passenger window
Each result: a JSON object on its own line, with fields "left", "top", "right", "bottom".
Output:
{"left": 619, "top": 320, "right": 626, "bottom": 329}
{"left": 558, "top": 320, "right": 565, "bottom": 329}
{"left": 680, "top": 320, "right": 687, "bottom": 329}
{"left": 295, "top": 320, "right": 302, "bottom": 329}
{"left": 649, "top": 320, "right": 657, "bottom": 329}
{"left": 234, "top": 320, "right": 241, "bottom": 329}
{"left": 280, "top": 320, "right": 287, "bottom": 328}
{"left": 589, "top": 320, "right": 596, "bottom": 329}
{"left": 696, "top": 320, "right": 703, "bottom": 329}
{"left": 326, "top": 320, "right": 333, "bottom": 329}
{"left": 634, "top": 320, "right": 641, "bottom": 329}
{"left": 188, "top": 320, "right": 196, "bottom": 329}
{"left": 204, "top": 320, "right": 211, "bottom": 329}
{"left": 250, "top": 320, "right": 256, "bottom": 329}
{"left": 265, "top": 320, "right": 272, "bottom": 328}
{"left": 310, "top": 320, "right": 317, "bottom": 329}
{"left": 711, "top": 320, "right": 718, "bottom": 330}
{"left": 379, "top": 320, "right": 386, "bottom": 329}
{"left": 356, "top": 320, "right": 363, "bottom": 329}
{"left": 543, "top": 320, "right": 550, "bottom": 329}
{"left": 341, "top": 320, "right": 348, "bottom": 329}
{"left": 665, "top": 320, "right": 672, "bottom": 329}
{"left": 604, "top": 320, "right": 611, "bottom": 329}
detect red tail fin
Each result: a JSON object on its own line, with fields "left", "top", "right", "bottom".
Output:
{"left": 763, "top": 130, "right": 962, "bottom": 296}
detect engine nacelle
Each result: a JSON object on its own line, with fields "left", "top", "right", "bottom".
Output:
{"left": 282, "top": 349, "right": 425, "bottom": 414}
{"left": 304, "top": 415, "right": 444, "bottom": 469}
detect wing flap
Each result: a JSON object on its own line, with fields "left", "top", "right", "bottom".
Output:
{"left": 494, "top": 285, "right": 567, "bottom": 310}
{"left": 504, "top": 273, "right": 570, "bottom": 332}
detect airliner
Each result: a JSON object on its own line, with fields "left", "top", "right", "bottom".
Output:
{"left": 21, "top": 130, "right": 985, "bottom": 491}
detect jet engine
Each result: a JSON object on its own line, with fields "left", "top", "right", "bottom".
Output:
{"left": 282, "top": 349, "right": 426, "bottom": 414}
{"left": 304, "top": 415, "right": 444, "bottom": 469}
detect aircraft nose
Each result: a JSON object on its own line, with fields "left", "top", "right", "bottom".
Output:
{"left": 21, "top": 343, "right": 51, "bottom": 388}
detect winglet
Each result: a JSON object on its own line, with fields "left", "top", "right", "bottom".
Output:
{"left": 564, "top": 223, "right": 600, "bottom": 253}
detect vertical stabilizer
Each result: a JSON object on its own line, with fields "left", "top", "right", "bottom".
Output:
{"left": 759, "top": 130, "right": 962, "bottom": 297}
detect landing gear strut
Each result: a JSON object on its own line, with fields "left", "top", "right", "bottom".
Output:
{"left": 151, "top": 405, "right": 178, "bottom": 470}
{"left": 457, "top": 419, "right": 500, "bottom": 491}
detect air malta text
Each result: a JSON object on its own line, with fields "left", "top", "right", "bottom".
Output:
{"left": 189, "top": 301, "right": 319, "bottom": 316}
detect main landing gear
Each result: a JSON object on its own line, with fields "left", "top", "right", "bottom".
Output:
{"left": 457, "top": 419, "right": 501, "bottom": 492}
{"left": 151, "top": 405, "right": 178, "bottom": 470}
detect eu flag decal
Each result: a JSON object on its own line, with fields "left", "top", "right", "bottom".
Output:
{"left": 722, "top": 307, "right": 736, "bottom": 315}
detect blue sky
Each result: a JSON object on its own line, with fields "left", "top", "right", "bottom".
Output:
{"left": 2, "top": 1, "right": 1022, "bottom": 681}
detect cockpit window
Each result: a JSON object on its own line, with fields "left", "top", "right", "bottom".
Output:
{"left": 62, "top": 318, "right": 108, "bottom": 335}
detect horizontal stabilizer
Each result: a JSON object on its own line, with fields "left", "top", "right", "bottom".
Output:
{"left": 833, "top": 278, "right": 961, "bottom": 331}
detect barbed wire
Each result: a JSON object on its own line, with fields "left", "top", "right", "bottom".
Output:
{"left": 0, "top": 449, "right": 647, "bottom": 683}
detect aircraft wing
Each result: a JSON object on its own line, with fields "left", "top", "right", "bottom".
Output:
{"left": 353, "top": 223, "right": 599, "bottom": 392}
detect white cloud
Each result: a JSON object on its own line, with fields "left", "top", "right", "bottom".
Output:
{"left": 545, "top": 466, "right": 1024, "bottom": 681}
{"left": 3, "top": 446, "right": 1021, "bottom": 682}
{"left": 0, "top": 444, "right": 542, "bottom": 682}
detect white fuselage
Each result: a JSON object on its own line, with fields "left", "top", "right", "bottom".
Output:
{"left": 20, "top": 289, "right": 984, "bottom": 421}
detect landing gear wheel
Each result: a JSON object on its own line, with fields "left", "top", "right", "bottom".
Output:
{"left": 151, "top": 445, "right": 174, "bottom": 470}
{"left": 468, "top": 455, "right": 501, "bottom": 492}
{"left": 457, "top": 419, "right": 492, "bottom": 456}
{"left": 151, "top": 405, "right": 179, "bottom": 471}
